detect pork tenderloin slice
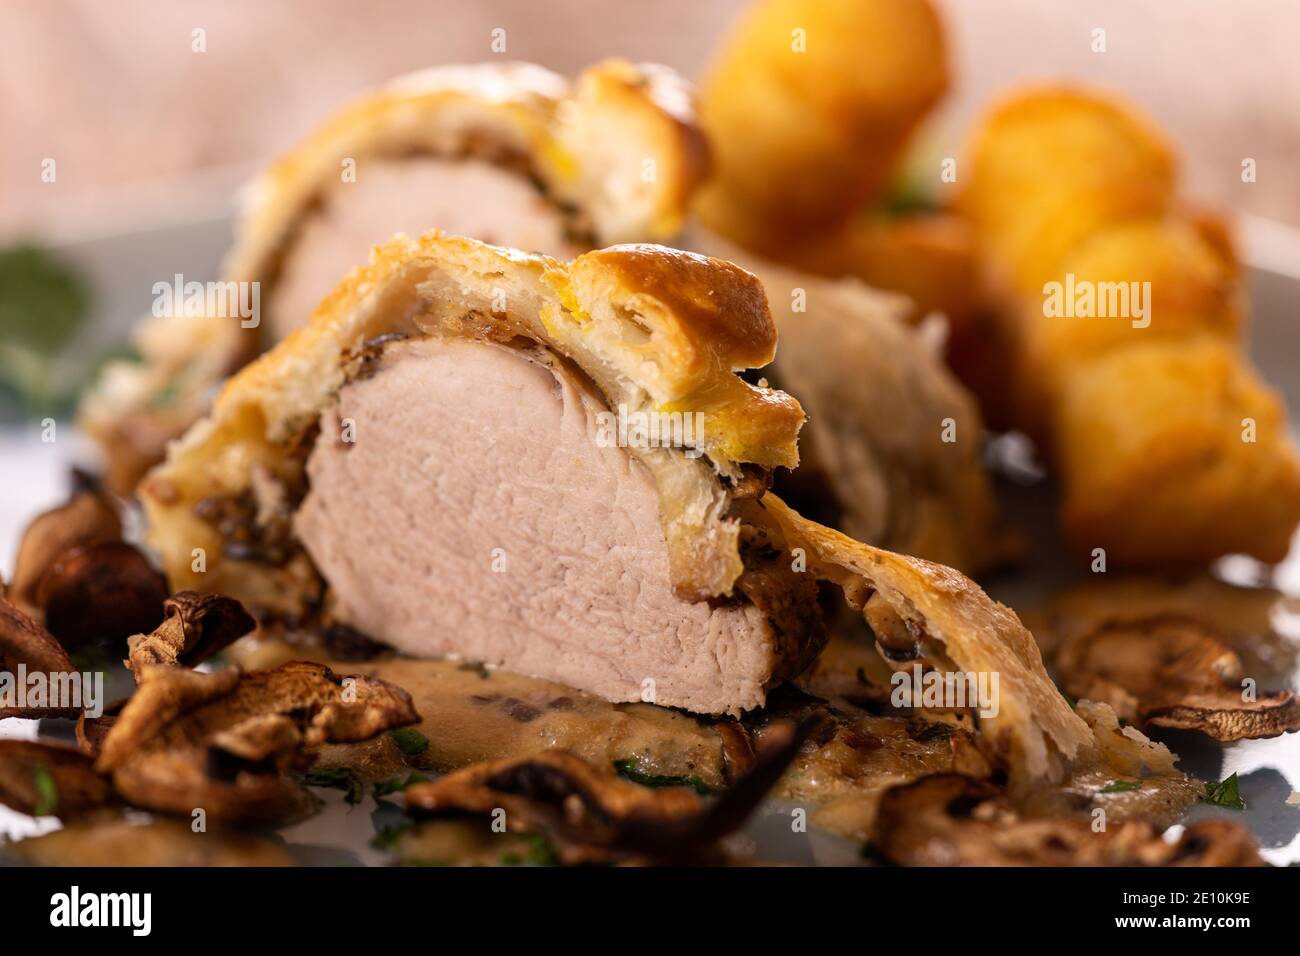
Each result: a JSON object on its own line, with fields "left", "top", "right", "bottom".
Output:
{"left": 294, "top": 336, "right": 785, "bottom": 715}
{"left": 269, "top": 158, "right": 581, "bottom": 342}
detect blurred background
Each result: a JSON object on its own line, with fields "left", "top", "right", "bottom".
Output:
{"left": 3, "top": 0, "right": 1298, "bottom": 240}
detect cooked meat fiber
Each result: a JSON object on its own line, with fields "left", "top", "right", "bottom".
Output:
{"left": 295, "top": 336, "right": 783, "bottom": 715}
{"left": 269, "top": 158, "right": 580, "bottom": 342}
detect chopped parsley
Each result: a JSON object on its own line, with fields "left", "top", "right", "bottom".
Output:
{"left": 613, "top": 759, "right": 713, "bottom": 795}
{"left": 0, "top": 243, "right": 91, "bottom": 414}
{"left": 32, "top": 765, "right": 58, "bottom": 816}
{"left": 373, "top": 771, "right": 430, "bottom": 798}
{"left": 524, "top": 834, "right": 559, "bottom": 866}
{"left": 1098, "top": 779, "right": 1142, "bottom": 794}
{"left": 388, "top": 727, "right": 429, "bottom": 757}
{"left": 500, "top": 834, "right": 559, "bottom": 867}
{"left": 1203, "top": 773, "right": 1246, "bottom": 810}
{"left": 304, "top": 766, "right": 364, "bottom": 805}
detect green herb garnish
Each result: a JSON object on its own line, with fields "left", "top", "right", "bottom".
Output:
{"left": 304, "top": 766, "right": 363, "bottom": 805}
{"left": 32, "top": 765, "right": 58, "bottom": 816}
{"left": 0, "top": 243, "right": 91, "bottom": 414}
{"left": 373, "top": 771, "right": 430, "bottom": 798}
{"left": 498, "top": 834, "right": 560, "bottom": 867}
{"left": 525, "top": 834, "right": 559, "bottom": 866}
{"left": 1203, "top": 773, "right": 1246, "bottom": 810}
{"left": 1099, "top": 779, "right": 1142, "bottom": 794}
{"left": 388, "top": 727, "right": 429, "bottom": 757}
{"left": 613, "top": 759, "right": 713, "bottom": 795}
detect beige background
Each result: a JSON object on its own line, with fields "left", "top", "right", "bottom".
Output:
{"left": 2, "top": 0, "right": 1297, "bottom": 238}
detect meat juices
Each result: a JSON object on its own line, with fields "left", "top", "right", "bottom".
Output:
{"left": 294, "top": 337, "right": 785, "bottom": 715}
{"left": 268, "top": 158, "right": 582, "bottom": 342}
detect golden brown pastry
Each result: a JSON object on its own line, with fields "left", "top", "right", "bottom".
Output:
{"left": 955, "top": 86, "right": 1300, "bottom": 566}
{"left": 747, "top": 494, "right": 1093, "bottom": 787}
{"left": 80, "top": 59, "right": 708, "bottom": 495}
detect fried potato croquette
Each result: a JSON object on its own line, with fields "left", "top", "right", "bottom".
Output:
{"left": 1057, "top": 340, "right": 1300, "bottom": 565}
{"left": 696, "top": 0, "right": 949, "bottom": 246}
{"left": 1020, "top": 218, "right": 1245, "bottom": 422}
{"left": 957, "top": 87, "right": 1300, "bottom": 567}
{"left": 958, "top": 87, "right": 1176, "bottom": 297}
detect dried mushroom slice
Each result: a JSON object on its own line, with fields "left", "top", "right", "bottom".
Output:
{"left": 0, "top": 594, "right": 78, "bottom": 718}
{"left": 7, "top": 489, "right": 122, "bottom": 616}
{"left": 403, "top": 720, "right": 806, "bottom": 863}
{"left": 95, "top": 660, "right": 419, "bottom": 825}
{"left": 405, "top": 750, "right": 702, "bottom": 864}
{"left": 1030, "top": 574, "right": 1299, "bottom": 676}
{"left": 126, "top": 591, "right": 257, "bottom": 677}
{"left": 0, "top": 739, "right": 117, "bottom": 819}
{"left": 75, "top": 705, "right": 120, "bottom": 758}
{"left": 37, "top": 541, "right": 168, "bottom": 649}
{"left": 1056, "top": 616, "right": 1300, "bottom": 741}
{"left": 871, "top": 774, "right": 1263, "bottom": 867}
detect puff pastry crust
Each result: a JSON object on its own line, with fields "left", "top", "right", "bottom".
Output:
{"left": 140, "top": 231, "right": 803, "bottom": 607}
{"left": 747, "top": 494, "right": 1094, "bottom": 785}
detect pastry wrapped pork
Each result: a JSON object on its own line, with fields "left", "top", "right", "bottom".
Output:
{"left": 955, "top": 87, "right": 1300, "bottom": 566}
{"left": 80, "top": 59, "right": 707, "bottom": 494}
{"left": 139, "top": 227, "right": 1024, "bottom": 738}
{"left": 141, "top": 233, "right": 818, "bottom": 716}
{"left": 141, "top": 231, "right": 1098, "bottom": 791}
